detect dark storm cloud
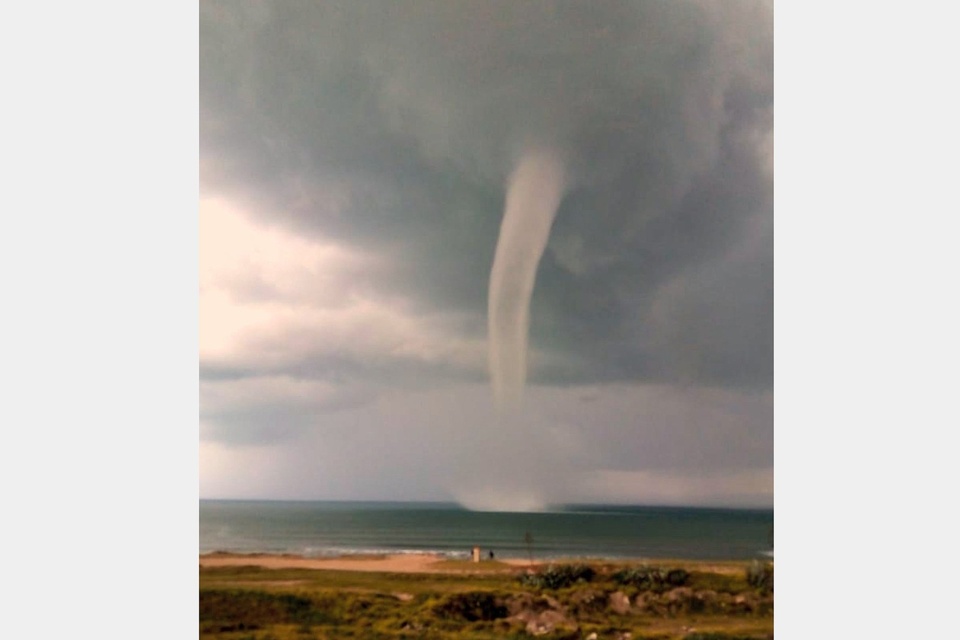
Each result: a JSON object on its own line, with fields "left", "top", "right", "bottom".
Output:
{"left": 200, "top": 0, "right": 773, "bottom": 391}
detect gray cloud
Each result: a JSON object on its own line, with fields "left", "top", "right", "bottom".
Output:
{"left": 199, "top": 0, "right": 773, "bottom": 505}
{"left": 200, "top": 383, "right": 772, "bottom": 507}
{"left": 201, "top": 0, "right": 772, "bottom": 394}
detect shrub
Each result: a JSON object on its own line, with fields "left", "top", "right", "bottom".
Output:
{"left": 746, "top": 560, "right": 774, "bottom": 593}
{"left": 612, "top": 566, "right": 689, "bottom": 591}
{"left": 519, "top": 564, "right": 597, "bottom": 590}
{"left": 666, "top": 568, "right": 690, "bottom": 586}
{"left": 432, "top": 592, "right": 509, "bottom": 621}
{"left": 686, "top": 571, "right": 749, "bottom": 593}
{"left": 199, "top": 589, "right": 334, "bottom": 632}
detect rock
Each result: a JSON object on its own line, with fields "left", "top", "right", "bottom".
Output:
{"left": 510, "top": 610, "right": 537, "bottom": 625}
{"left": 506, "top": 593, "right": 564, "bottom": 617}
{"left": 633, "top": 591, "right": 660, "bottom": 615}
{"left": 609, "top": 591, "right": 631, "bottom": 615}
{"left": 506, "top": 593, "right": 536, "bottom": 616}
{"left": 734, "top": 592, "right": 761, "bottom": 614}
{"left": 508, "top": 595, "right": 573, "bottom": 637}
{"left": 664, "top": 587, "right": 696, "bottom": 615}
{"left": 666, "top": 587, "right": 694, "bottom": 602}
{"left": 568, "top": 588, "right": 607, "bottom": 615}
{"left": 524, "top": 609, "right": 570, "bottom": 636}
{"left": 586, "top": 633, "right": 598, "bottom": 640}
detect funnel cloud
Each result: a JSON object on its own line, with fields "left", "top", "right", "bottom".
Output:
{"left": 200, "top": 1, "right": 774, "bottom": 509}
{"left": 489, "top": 149, "right": 566, "bottom": 408}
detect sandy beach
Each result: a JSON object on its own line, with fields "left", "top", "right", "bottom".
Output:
{"left": 200, "top": 552, "right": 534, "bottom": 573}
{"left": 199, "top": 552, "right": 750, "bottom": 576}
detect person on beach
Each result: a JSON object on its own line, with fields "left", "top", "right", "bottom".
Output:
{"left": 489, "top": 550, "right": 495, "bottom": 560}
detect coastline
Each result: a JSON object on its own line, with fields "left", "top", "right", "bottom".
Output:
{"left": 200, "top": 551, "right": 534, "bottom": 573}
{"left": 199, "top": 551, "right": 752, "bottom": 575}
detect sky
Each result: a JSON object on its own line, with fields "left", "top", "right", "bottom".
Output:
{"left": 199, "top": 0, "right": 774, "bottom": 509}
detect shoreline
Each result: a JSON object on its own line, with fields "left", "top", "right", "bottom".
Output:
{"left": 199, "top": 551, "right": 755, "bottom": 575}
{"left": 200, "top": 551, "right": 533, "bottom": 573}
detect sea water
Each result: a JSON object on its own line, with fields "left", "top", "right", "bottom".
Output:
{"left": 200, "top": 500, "right": 773, "bottom": 561}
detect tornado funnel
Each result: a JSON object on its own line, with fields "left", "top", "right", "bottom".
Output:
{"left": 488, "top": 148, "right": 566, "bottom": 409}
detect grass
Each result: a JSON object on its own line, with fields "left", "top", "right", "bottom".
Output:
{"left": 199, "top": 560, "right": 773, "bottom": 640}
{"left": 431, "top": 559, "right": 519, "bottom": 572}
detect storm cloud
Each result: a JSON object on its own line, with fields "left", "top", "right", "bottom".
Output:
{"left": 199, "top": 0, "right": 773, "bottom": 507}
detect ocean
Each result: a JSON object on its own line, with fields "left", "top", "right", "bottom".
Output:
{"left": 200, "top": 500, "right": 773, "bottom": 561}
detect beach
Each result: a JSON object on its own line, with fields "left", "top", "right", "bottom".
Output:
{"left": 200, "top": 551, "right": 532, "bottom": 573}
{"left": 199, "top": 551, "right": 750, "bottom": 577}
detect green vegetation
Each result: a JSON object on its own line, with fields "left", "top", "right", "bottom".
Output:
{"left": 611, "top": 567, "right": 690, "bottom": 591}
{"left": 200, "top": 560, "right": 773, "bottom": 640}
{"left": 431, "top": 559, "right": 517, "bottom": 572}
{"left": 433, "top": 592, "right": 510, "bottom": 622}
{"left": 519, "top": 564, "right": 596, "bottom": 589}
{"left": 745, "top": 561, "right": 774, "bottom": 594}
